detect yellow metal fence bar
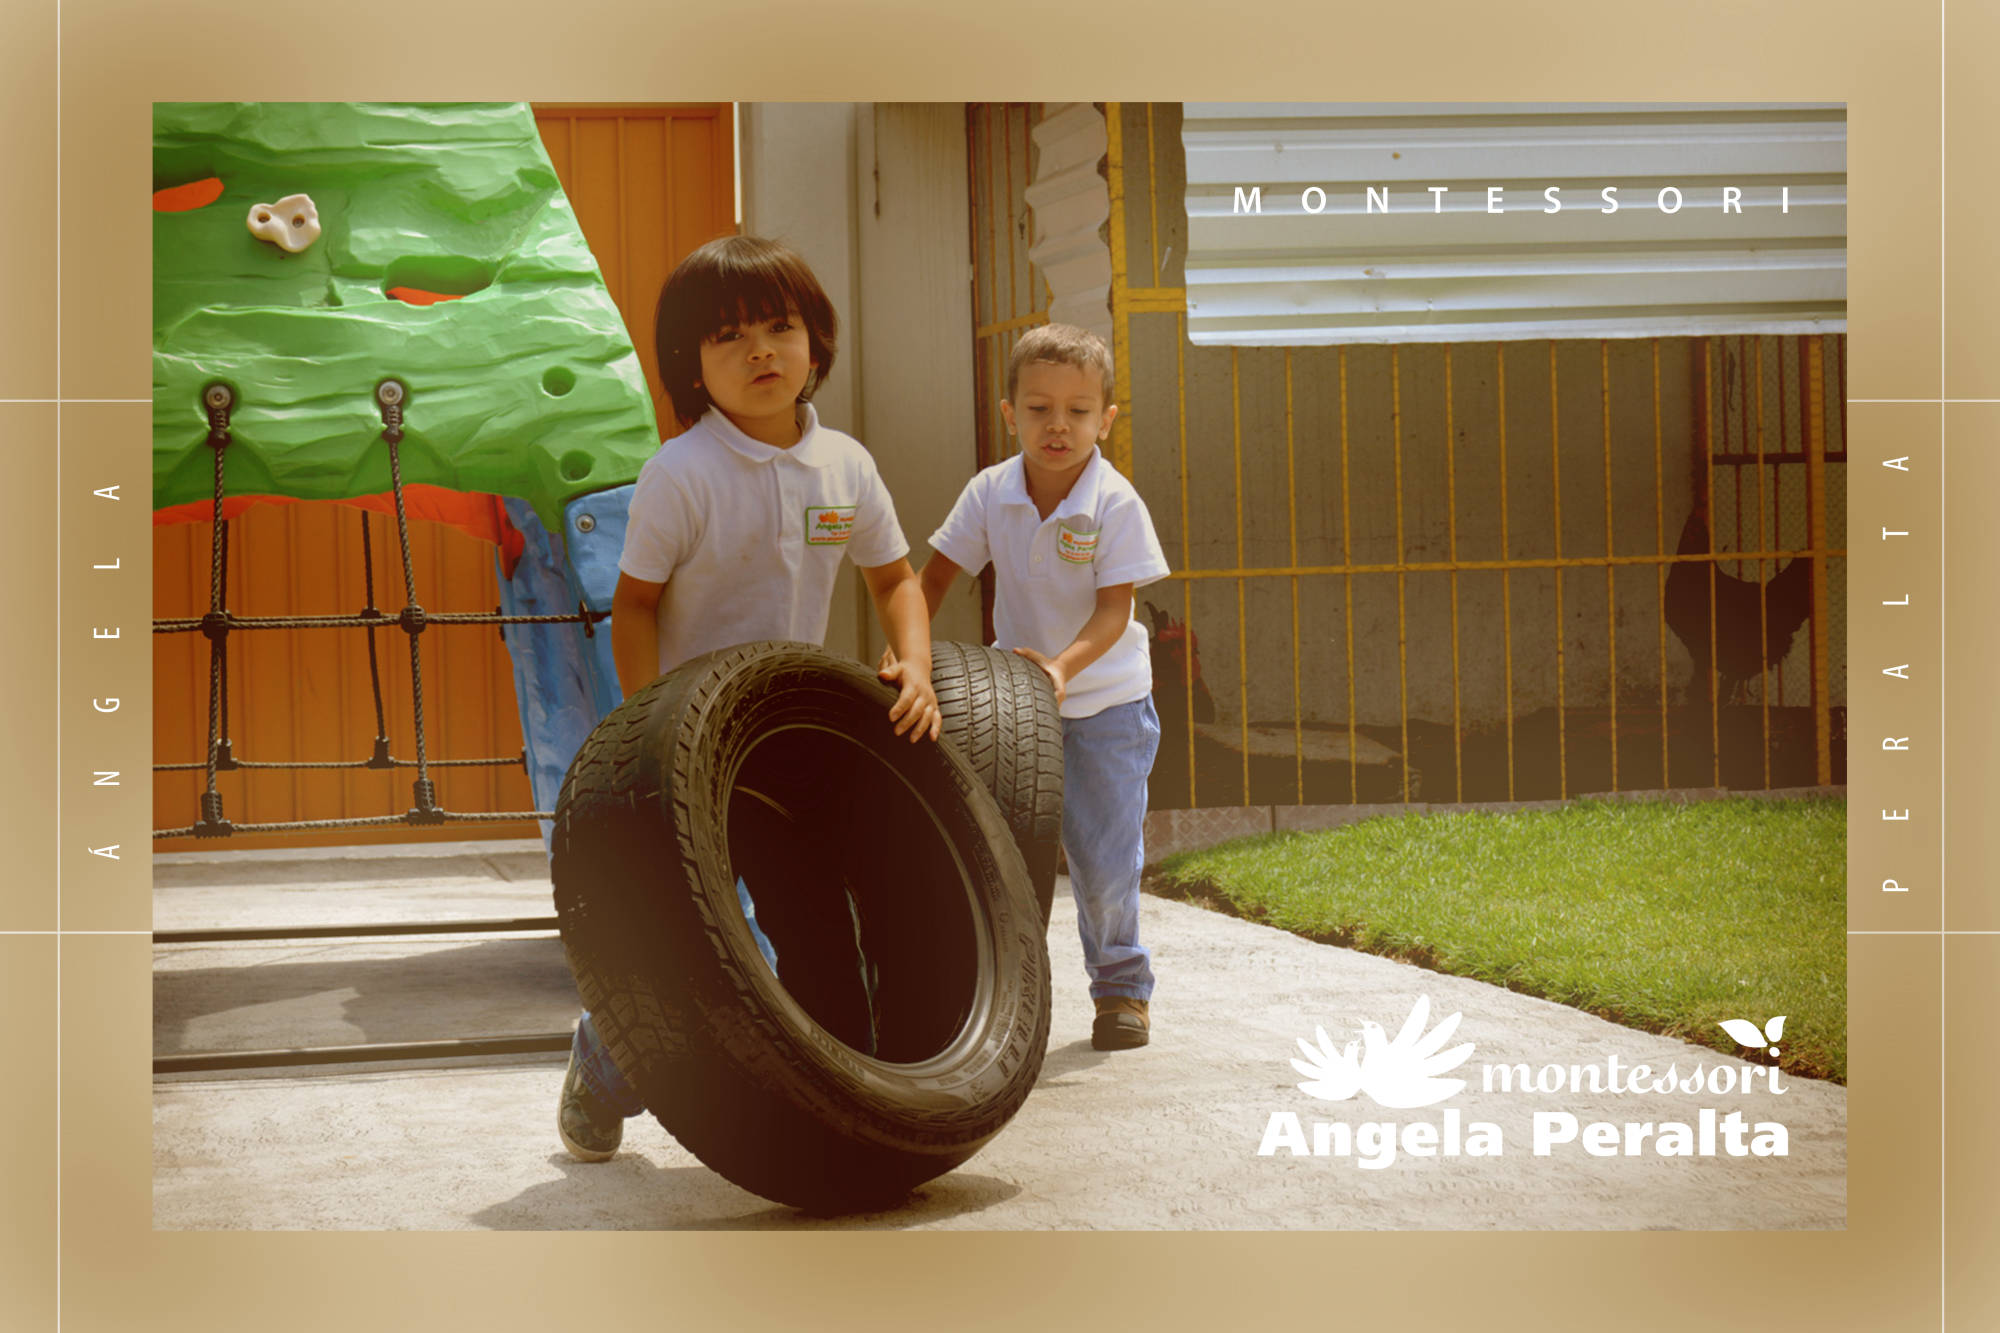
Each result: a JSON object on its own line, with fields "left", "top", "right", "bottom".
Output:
{"left": 1445, "top": 345, "right": 1463, "bottom": 802}
{"left": 1734, "top": 337, "right": 1748, "bottom": 578}
{"left": 1105, "top": 103, "right": 1134, "bottom": 477}
{"left": 1004, "top": 106, "right": 1017, "bottom": 325}
{"left": 1652, "top": 339, "right": 1668, "bottom": 789}
{"left": 1145, "top": 103, "right": 1160, "bottom": 286}
{"left": 1032, "top": 105, "right": 1043, "bottom": 282}
{"left": 1601, "top": 340, "right": 1618, "bottom": 792}
{"left": 1549, "top": 341, "right": 1567, "bottom": 799}
{"left": 1285, "top": 350, "right": 1303, "bottom": 804}
{"left": 1754, "top": 337, "right": 1770, "bottom": 788}
{"left": 1030, "top": 106, "right": 1043, "bottom": 308}
{"left": 1124, "top": 287, "right": 1188, "bottom": 312}
{"left": 1774, "top": 337, "right": 1789, "bottom": 706}
{"left": 1838, "top": 335, "right": 1848, "bottom": 457}
{"left": 1341, "top": 347, "right": 1358, "bottom": 803}
{"left": 1806, "top": 337, "right": 1831, "bottom": 785}
{"left": 975, "top": 311, "right": 1050, "bottom": 339}
{"left": 1231, "top": 347, "right": 1249, "bottom": 802}
{"left": 1701, "top": 338, "right": 1720, "bottom": 785}
{"left": 1176, "top": 312, "right": 1195, "bottom": 807}
{"left": 985, "top": 105, "right": 999, "bottom": 339}
{"left": 1498, "top": 345, "right": 1515, "bottom": 800}
{"left": 1155, "top": 548, "right": 1841, "bottom": 580}
{"left": 968, "top": 110, "right": 991, "bottom": 471}
{"left": 1392, "top": 348, "right": 1411, "bottom": 803}
{"left": 1794, "top": 335, "right": 1812, "bottom": 711}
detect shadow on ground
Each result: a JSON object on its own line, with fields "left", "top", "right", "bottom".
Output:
{"left": 153, "top": 937, "right": 580, "bottom": 1054}
{"left": 469, "top": 1163, "right": 1022, "bottom": 1231}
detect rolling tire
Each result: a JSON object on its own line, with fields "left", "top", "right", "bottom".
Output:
{"left": 927, "top": 641, "right": 1065, "bottom": 928}
{"left": 552, "top": 641, "right": 1051, "bottom": 1213}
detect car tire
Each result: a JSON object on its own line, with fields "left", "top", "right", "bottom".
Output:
{"left": 927, "top": 640, "right": 1065, "bottom": 928}
{"left": 553, "top": 641, "right": 1051, "bottom": 1213}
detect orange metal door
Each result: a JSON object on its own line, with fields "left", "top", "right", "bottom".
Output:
{"left": 536, "top": 104, "right": 737, "bottom": 433}
{"left": 153, "top": 103, "right": 735, "bottom": 851}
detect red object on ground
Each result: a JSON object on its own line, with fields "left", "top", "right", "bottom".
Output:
{"left": 386, "top": 287, "right": 465, "bottom": 307}
{"left": 153, "top": 178, "right": 226, "bottom": 212}
{"left": 153, "top": 487, "right": 528, "bottom": 578}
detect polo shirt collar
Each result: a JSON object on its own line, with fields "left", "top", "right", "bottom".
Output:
{"left": 1001, "top": 446, "right": 1108, "bottom": 520}
{"left": 703, "top": 402, "right": 832, "bottom": 467}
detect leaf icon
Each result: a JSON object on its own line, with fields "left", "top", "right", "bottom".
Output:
{"left": 1718, "top": 1019, "right": 1769, "bottom": 1048}
{"left": 1763, "top": 1016, "right": 1786, "bottom": 1043}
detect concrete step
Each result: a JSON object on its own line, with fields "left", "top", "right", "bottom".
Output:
{"left": 154, "top": 839, "right": 573, "bottom": 1063}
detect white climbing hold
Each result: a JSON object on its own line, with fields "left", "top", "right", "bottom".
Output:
{"left": 247, "top": 194, "right": 321, "bottom": 253}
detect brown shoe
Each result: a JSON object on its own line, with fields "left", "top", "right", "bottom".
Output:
{"left": 556, "top": 1049, "right": 623, "bottom": 1162}
{"left": 1091, "top": 996, "right": 1150, "bottom": 1051}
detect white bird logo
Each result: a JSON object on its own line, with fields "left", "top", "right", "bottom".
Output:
{"left": 1291, "top": 995, "right": 1474, "bottom": 1109}
{"left": 1290, "top": 1026, "right": 1365, "bottom": 1101}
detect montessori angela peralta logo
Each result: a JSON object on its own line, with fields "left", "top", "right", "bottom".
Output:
{"left": 1259, "top": 996, "right": 1793, "bottom": 1169}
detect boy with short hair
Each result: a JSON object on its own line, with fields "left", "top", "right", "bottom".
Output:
{"left": 915, "top": 323, "right": 1169, "bottom": 1050}
{"left": 559, "top": 234, "right": 940, "bottom": 1162}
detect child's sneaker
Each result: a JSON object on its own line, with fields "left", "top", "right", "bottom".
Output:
{"left": 557, "top": 1049, "right": 624, "bottom": 1161}
{"left": 1091, "top": 996, "right": 1150, "bottom": 1051}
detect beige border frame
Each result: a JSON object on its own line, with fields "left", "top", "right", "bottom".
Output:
{"left": 2, "top": 0, "right": 1979, "bottom": 1326}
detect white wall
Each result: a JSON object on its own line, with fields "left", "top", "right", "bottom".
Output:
{"left": 855, "top": 104, "right": 981, "bottom": 658}
{"left": 742, "top": 103, "right": 981, "bottom": 663}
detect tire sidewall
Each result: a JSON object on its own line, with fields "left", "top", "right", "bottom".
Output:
{"left": 602, "top": 643, "right": 1048, "bottom": 1155}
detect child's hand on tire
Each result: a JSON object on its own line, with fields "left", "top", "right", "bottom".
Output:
{"left": 1011, "top": 646, "right": 1067, "bottom": 706}
{"left": 879, "top": 656, "right": 942, "bottom": 742}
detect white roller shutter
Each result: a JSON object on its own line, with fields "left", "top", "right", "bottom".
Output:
{"left": 1025, "top": 102, "right": 1113, "bottom": 344}
{"left": 1182, "top": 103, "right": 1846, "bottom": 345}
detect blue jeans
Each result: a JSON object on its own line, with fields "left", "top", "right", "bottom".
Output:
{"left": 1061, "top": 695, "right": 1159, "bottom": 1001}
{"left": 571, "top": 1008, "right": 647, "bottom": 1118}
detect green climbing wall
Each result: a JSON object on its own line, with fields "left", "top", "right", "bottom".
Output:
{"left": 152, "top": 102, "right": 660, "bottom": 533}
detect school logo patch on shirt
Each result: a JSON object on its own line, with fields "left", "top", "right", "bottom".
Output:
{"left": 805, "top": 505, "right": 858, "bottom": 545}
{"left": 1056, "top": 518, "right": 1100, "bottom": 564}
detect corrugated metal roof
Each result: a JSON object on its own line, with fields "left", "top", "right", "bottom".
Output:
{"left": 1182, "top": 103, "right": 1846, "bottom": 345}
{"left": 1025, "top": 102, "right": 1112, "bottom": 343}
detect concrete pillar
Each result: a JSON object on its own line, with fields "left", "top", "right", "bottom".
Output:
{"left": 742, "top": 103, "right": 983, "bottom": 662}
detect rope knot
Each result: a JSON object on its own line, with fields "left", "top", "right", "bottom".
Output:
{"left": 193, "top": 791, "right": 234, "bottom": 838}
{"left": 407, "top": 778, "right": 445, "bottom": 824}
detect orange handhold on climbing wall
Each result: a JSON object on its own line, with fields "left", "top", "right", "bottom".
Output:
{"left": 154, "top": 177, "right": 225, "bottom": 212}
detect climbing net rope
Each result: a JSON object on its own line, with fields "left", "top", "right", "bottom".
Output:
{"left": 153, "top": 380, "right": 607, "bottom": 839}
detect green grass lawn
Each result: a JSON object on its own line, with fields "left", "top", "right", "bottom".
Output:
{"left": 1148, "top": 796, "right": 1847, "bottom": 1082}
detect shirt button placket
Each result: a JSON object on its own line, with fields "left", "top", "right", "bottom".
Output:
{"left": 775, "top": 465, "right": 793, "bottom": 562}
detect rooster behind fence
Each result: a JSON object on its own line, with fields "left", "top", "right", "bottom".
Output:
{"left": 1662, "top": 501, "right": 1816, "bottom": 706}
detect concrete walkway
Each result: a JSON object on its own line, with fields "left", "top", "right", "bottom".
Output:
{"left": 154, "top": 839, "right": 1845, "bottom": 1230}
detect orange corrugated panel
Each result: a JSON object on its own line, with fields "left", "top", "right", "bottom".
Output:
{"left": 152, "top": 506, "right": 539, "bottom": 851}
{"left": 536, "top": 104, "right": 735, "bottom": 435}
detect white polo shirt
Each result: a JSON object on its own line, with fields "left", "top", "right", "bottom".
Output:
{"left": 618, "top": 403, "right": 909, "bottom": 674}
{"left": 929, "top": 448, "right": 1170, "bottom": 719}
